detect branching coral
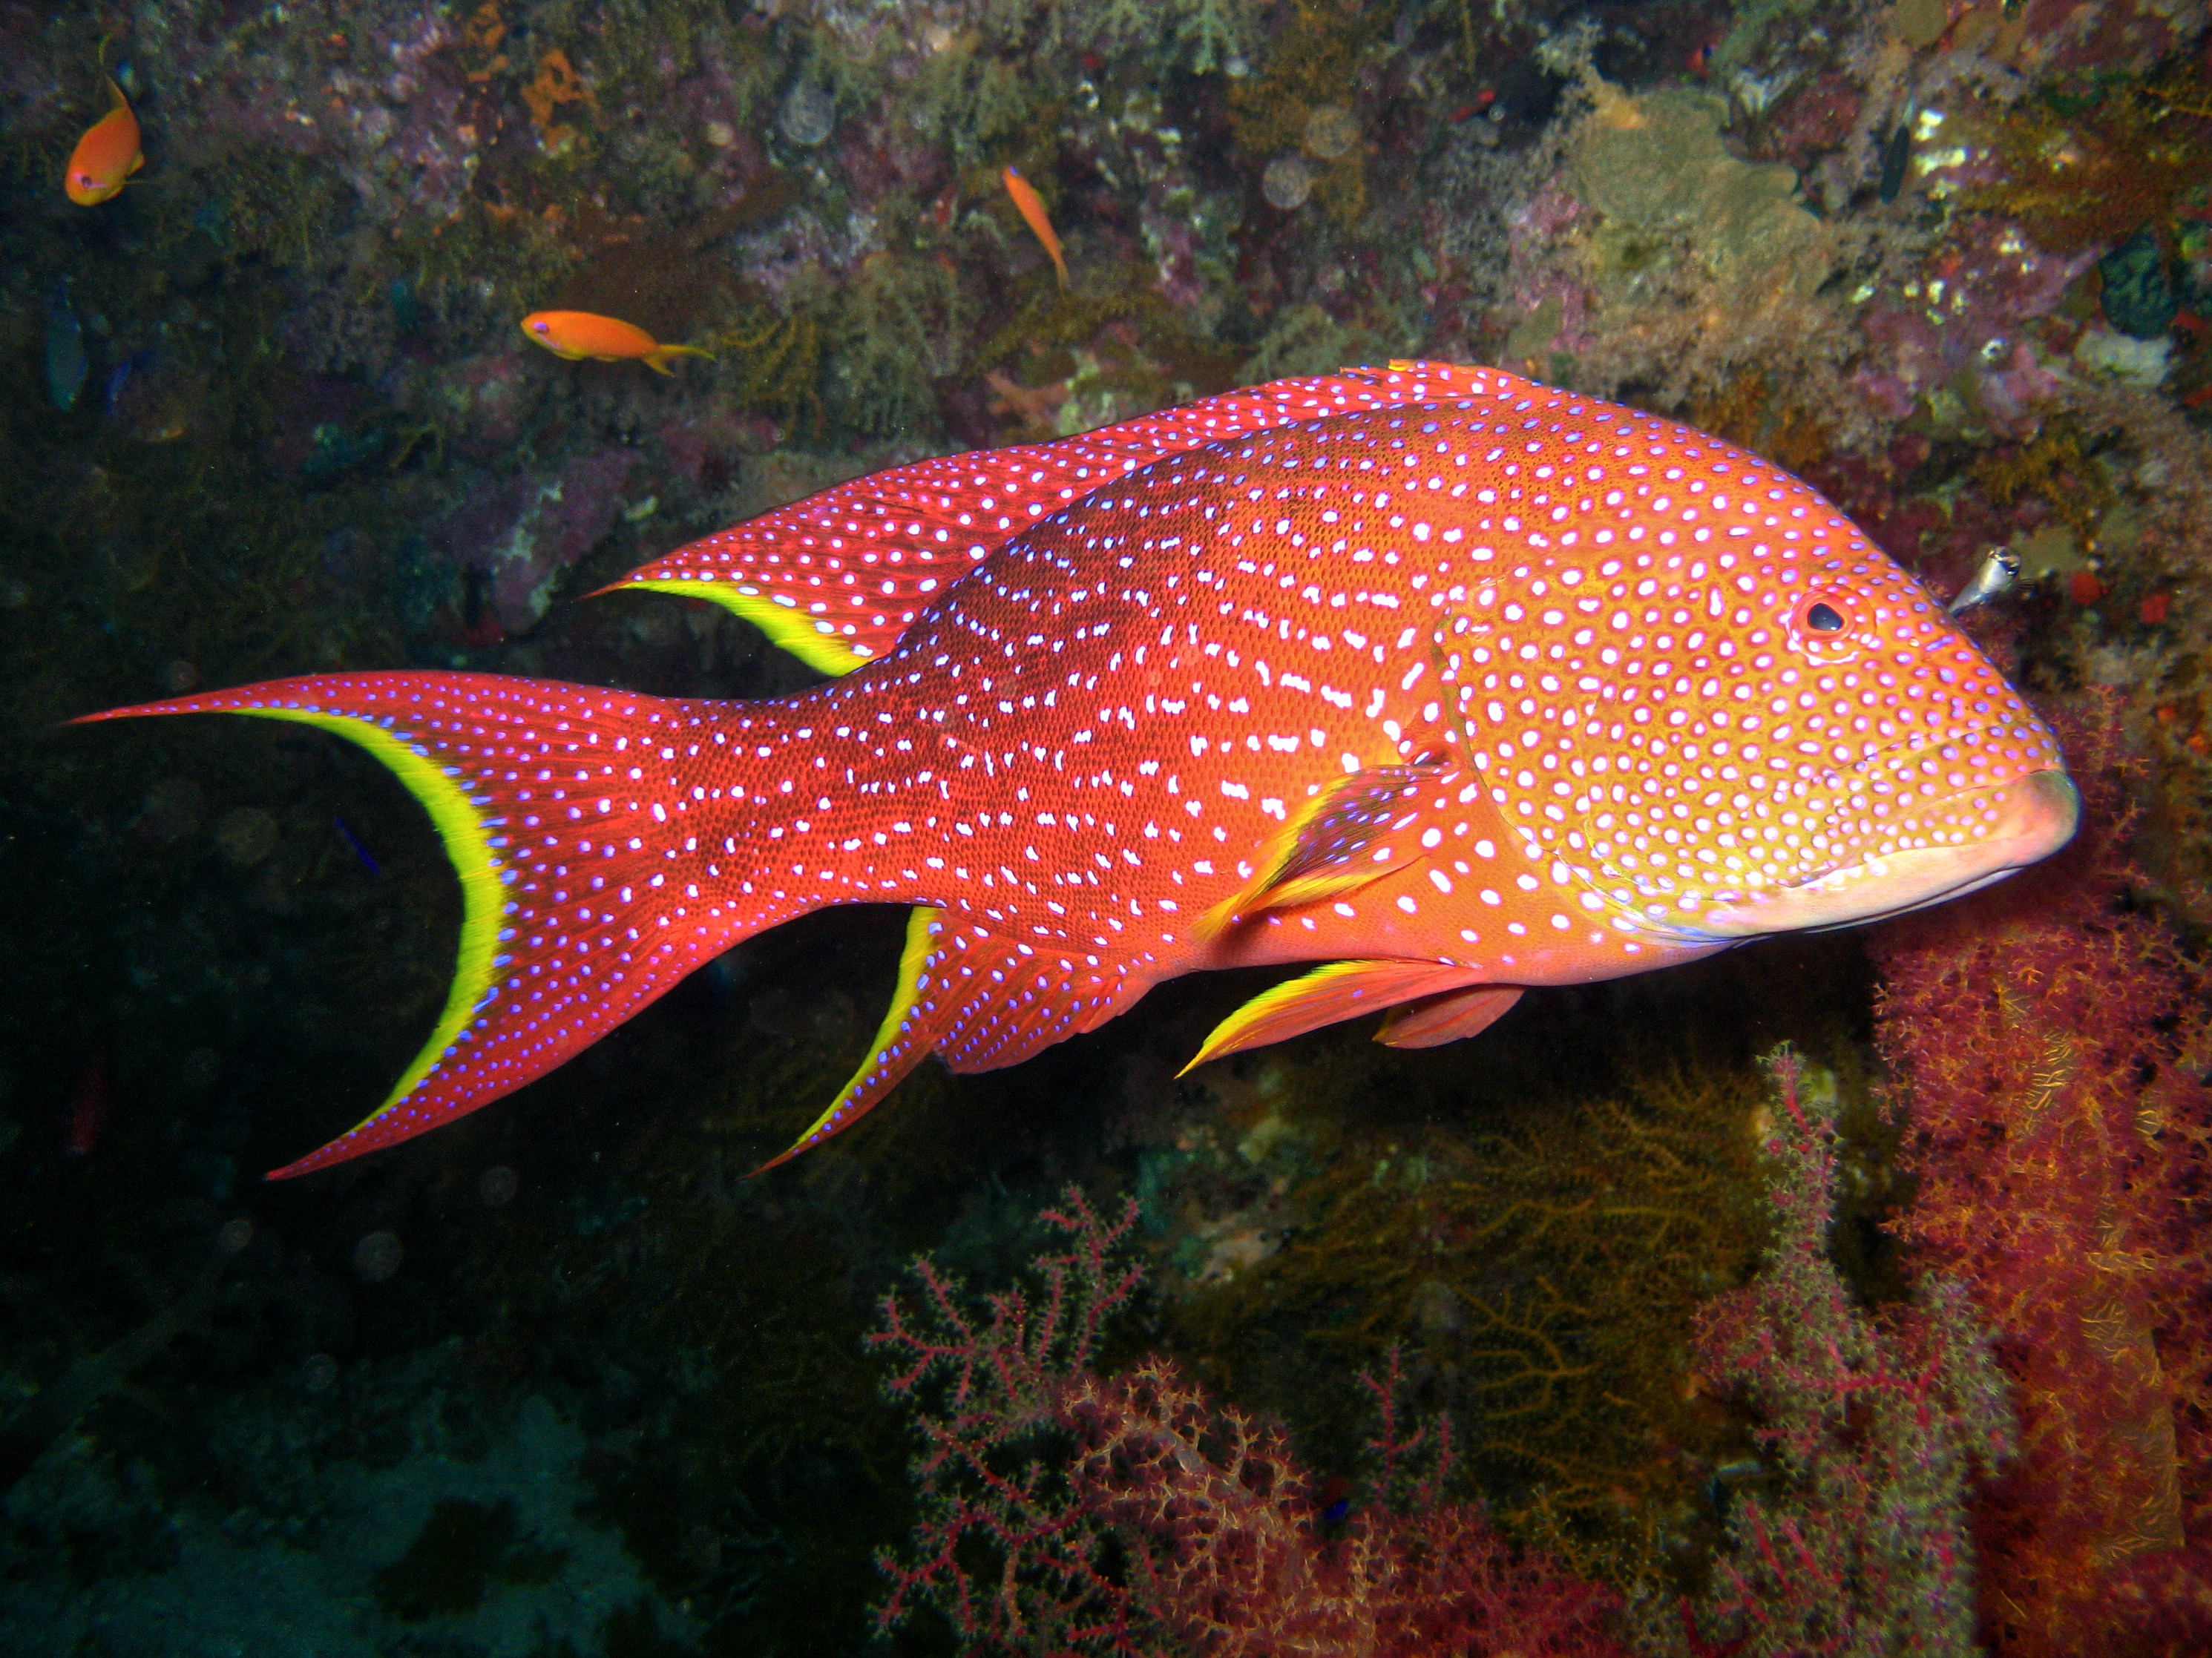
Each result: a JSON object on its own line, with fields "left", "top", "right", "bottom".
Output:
{"left": 1225, "top": 0, "right": 1384, "bottom": 226}
{"left": 1966, "top": 417, "right": 2116, "bottom": 542}
{"left": 1679, "top": 1049, "right": 2016, "bottom": 1657}
{"left": 1946, "top": 79, "right": 2212, "bottom": 257}
{"left": 1168, "top": 1063, "right": 1776, "bottom": 1580}
{"left": 871, "top": 1187, "right": 1630, "bottom": 1657}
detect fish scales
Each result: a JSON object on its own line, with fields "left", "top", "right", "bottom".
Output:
{"left": 77, "top": 363, "right": 2076, "bottom": 1177}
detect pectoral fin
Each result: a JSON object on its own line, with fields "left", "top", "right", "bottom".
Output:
{"left": 1196, "top": 764, "right": 1451, "bottom": 941}
{"left": 1181, "top": 958, "right": 1491, "bottom": 1073}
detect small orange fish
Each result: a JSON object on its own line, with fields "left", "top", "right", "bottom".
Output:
{"left": 65, "top": 76, "right": 142, "bottom": 205}
{"left": 1001, "top": 165, "right": 1069, "bottom": 289}
{"left": 519, "top": 310, "right": 715, "bottom": 375}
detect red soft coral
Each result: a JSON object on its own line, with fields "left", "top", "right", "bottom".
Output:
{"left": 1871, "top": 701, "right": 2212, "bottom": 1656}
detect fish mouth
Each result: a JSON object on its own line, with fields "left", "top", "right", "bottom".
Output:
{"left": 1699, "top": 768, "right": 2079, "bottom": 937}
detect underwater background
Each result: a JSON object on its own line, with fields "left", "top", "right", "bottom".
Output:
{"left": 2, "top": 0, "right": 2211, "bottom": 1652}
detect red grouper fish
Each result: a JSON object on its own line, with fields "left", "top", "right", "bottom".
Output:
{"left": 77, "top": 362, "right": 2078, "bottom": 1179}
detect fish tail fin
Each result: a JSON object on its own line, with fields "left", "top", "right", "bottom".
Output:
{"left": 646, "top": 344, "right": 716, "bottom": 375}
{"left": 75, "top": 672, "right": 795, "bottom": 1179}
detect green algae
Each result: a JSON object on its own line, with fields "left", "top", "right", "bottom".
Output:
{"left": 1572, "top": 85, "right": 1835, "bottom": 307}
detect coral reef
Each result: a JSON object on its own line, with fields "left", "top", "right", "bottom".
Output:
{"left": 1158, "top": 1058, "right": 1779, "bottom": 1580}
{"left": 872, "top": 1187, "right": 1630, "bottom": 1657}
{"left": 1674, "top": 1049, "right": 2017, "bottom": 1657}
{"left": 1871, "top": 711, "right": 2212, "bottom": 1654}
{"left": 4, "top": 0, "right": 2212, "bottom": 1651}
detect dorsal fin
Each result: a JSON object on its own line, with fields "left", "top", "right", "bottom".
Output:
{"left": 604, "top": 361, "right": 1548, "bottom": 675}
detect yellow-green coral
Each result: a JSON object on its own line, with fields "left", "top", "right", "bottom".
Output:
{"left": 700, "top": 299, "right": 827, "bottom": 441}
{"left": 1967, "top": 419, "right": 2116, "bottom": 544}
{"left": 1943, "top": 78, "right": 2212, "bottom": 257}
{"left": 1572, "top": 83, "right": 1836, "bottom": 306}
{"left": 1225, "top": 0, "right": 1382, "bottom": 227}
{"left": 1172, "top": 1057, "right": 1782, "bottom": 1582}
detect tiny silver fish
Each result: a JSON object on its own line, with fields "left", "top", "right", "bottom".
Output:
{"left": 1949, "top": 546, "right": 2020, "bottom": 616}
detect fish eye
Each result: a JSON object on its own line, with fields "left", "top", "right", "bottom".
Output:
{"left": 1789, "top": 591, "right": 1860, "bottom": 649}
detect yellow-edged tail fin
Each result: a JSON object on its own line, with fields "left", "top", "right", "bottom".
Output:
{"left": 75, "top": 672, "right": 785, "bottom": 1178}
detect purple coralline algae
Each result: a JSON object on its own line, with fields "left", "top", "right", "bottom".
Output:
{"left": 1851, "top": 217, "right": 2097, "bottom": 429}
{"left": 428, "top": 447, "right": 639, "bottom": 636}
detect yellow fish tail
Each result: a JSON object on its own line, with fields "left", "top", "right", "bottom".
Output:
{"left": 644, "top": 343, "right": 717, "bottom": 375}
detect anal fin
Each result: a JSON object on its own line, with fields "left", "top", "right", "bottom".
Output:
{"left": 1180, "top": 959, "right": 1491, "bottom": 1073}
{"left": 759, "top": 907, "right": 951, "bottom": 1171}
{"left": 761, "top": 909, "right": 1159, "bottom": 1168}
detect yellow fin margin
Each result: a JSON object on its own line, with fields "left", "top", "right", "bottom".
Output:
{"left": 763, "top": 904, "right": 943, "bottom": 1168}
{"left": 1181, "top": 958, "right": 1491, "bottom": 1075}
{"left": 237, "top": 708, "right": 507, "bottom": 1136}
{"left": 614, "top": 579, "right": 873, "bottom": 677}
{"left": 1179, "top": 961, "right": 1391, "bottom": 1074}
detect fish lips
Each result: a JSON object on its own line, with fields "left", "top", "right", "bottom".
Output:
{"left": 1699, "top": 767, "right": 2080, "bottom": 938}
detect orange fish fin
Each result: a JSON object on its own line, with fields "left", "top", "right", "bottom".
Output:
{"left": 127, "top": 150, "right": 142, "bottom": 175}
{"left": 1196, "top": 763, "right": 1452, "bottom": 942}
{"left": 1375, "top": 984, "right": 1523, "bottom": 1049}
{"left": 644, "top": 343, "right": 715, "bottom": 375}
{"left": 758, "top": 906, "right": 953, "bottom": 1170}
{"left": 933, "top": 924, "right": 1154, "bottom": 1075}
{"left": 1181, "top": 960, "right": 1491, "bottom": 1073}
{"left": 600, "top": 366, "right": 1525, "bottom": 677}
{"left": 1368, "top": 359, "right": 1551, "bottom": 403}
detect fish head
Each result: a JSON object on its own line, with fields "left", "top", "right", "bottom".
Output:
{"left": 1679, "top": 544, "right": 2076, "bottom": 940}
{"left": 1437, "top": 426, "right": 2075, "bottom": 953}
{"left": 66, "top": 160, "right": 121, "bottom": 205}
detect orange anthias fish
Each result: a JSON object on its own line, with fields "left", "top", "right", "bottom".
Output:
{"left": 76, "top": 361, "right": 2076, "bottom": 1179}
{"left": 1002, "top": 165, "right": 1069, "bottom": 289}
{"left": 65, "top": 76, "right": 142, "bottom": 205}
{"left": 519, "top": 310, "right": 716, "bottom": 375}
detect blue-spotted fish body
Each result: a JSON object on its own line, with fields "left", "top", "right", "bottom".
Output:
{"left": 79, "top": 363, "right": 2075, "bottom": 1177}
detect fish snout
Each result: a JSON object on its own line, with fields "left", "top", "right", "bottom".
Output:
{"left": 1985, "top": 766, "right": 2079, "bottom": 867}
{"left": 1701, "top": 763, "right": 2078, "bottom": 938}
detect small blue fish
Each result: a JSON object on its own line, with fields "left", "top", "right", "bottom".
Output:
{"left": 104, "top": 348, "right": 154, "bottom": 418}
{"left": 45, "top": 277, "right": 88, "bottom": 411}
